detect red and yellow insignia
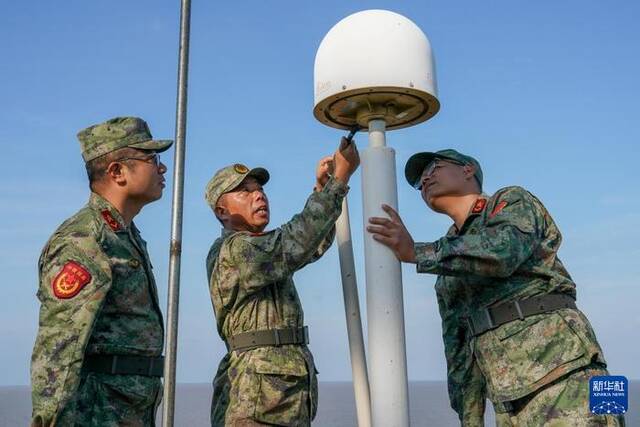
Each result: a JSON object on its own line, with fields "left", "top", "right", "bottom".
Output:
{"left": 101, "top": 210, "right": 121, "bottom": 231}
{"left": 490, "top": 200, "right": 508, "bottom": 218}
{"left": 472, "top": 198, "right": 487, "bottom": 214}
{"left": 234, "top": 163, "right": 249, "bottom": 174}
{"left": 52, "top": 261, "right": 92, "bottom": 299}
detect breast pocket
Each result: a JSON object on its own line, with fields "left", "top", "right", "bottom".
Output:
{"left": 474, "top": 310, "right": 586, "bottom": 402}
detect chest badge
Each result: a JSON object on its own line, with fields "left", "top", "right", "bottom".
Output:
{"left": 52, "top": 261, "right": 92, "bottom": 299}
{"left": 128, "top": 259, "right": 141, "bottom": 269}
{"left": 101, "top": 210, "right": 122, "bottom": 231}
{"left": 471, "top": 198, "right": 487, "bottom": 214}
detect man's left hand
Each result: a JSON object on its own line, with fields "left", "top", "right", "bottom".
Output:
{"left": 367, "top": 204, "right": 417, "bottom": 263}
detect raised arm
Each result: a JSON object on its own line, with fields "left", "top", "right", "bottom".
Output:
{"left": 213, "top": 137, "right": 360, "bottom": 294}
{"left": 368, "top": 188, "right": 541, "bottom": 279}
{"left": 415, "top": 188, "right": 539, "bottom": 278}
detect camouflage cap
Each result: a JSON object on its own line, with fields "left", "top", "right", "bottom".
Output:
{"left": 405, "top": 149, "right": 483, "bottom": 190}
{"left": 77, "top": 116, "right": 173, "bottom": 162}
{"left": 205, "top": 163, "right": 270, "bottom": 210}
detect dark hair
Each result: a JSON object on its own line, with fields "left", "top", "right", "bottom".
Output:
{"left": 85, "top": 147, "right": 140, "bottom": 190}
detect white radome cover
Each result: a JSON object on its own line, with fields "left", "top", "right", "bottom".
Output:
{"left": 314, "top": 10, "right": 439, "bottom": 130}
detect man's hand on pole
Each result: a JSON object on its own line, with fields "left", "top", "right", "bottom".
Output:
{"left": 367, "top": 204, "right": 417, "bottom": 263}
{"left": 334, "top": 136, "right": 360, "bottom": 185}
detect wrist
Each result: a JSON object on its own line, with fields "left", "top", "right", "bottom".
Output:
{"left": 405, "top": 249, "right": 417, "bottom": 264}
{"left": 333, "top": 169, "right": 351, "bottom": 184}
{"left": 315, "top": 175, "right": 330, "bottom": 191}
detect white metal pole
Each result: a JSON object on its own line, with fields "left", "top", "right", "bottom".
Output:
{"left": 361, "top": 119, "right": 410, "bottom": 427}
{"left": 162, "top": 0, "right": 191, "bottom": 425}
{"left": 336, "top": 197, "right": 372, "bottom": 427}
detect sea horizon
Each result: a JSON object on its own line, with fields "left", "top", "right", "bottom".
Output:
{"left": 2, "top": 381, "right": 636, "bottom": 426}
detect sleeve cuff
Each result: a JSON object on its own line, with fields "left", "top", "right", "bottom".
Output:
{"left": 415, "top": 242, "right": 438, "bottom": 273}
{"left": 322, "top": 176, "right": 349, "bottom": 197}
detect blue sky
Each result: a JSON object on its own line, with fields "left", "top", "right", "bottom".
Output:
{"left": 1, "top": 1, "right": 639, "bottom": 388}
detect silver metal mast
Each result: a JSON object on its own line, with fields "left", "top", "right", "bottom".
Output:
{"left": 336, "top": 197, "right": 372, "bottom": 427}
{"left": 162, "top": 0, "right": 192, "bottom": 425}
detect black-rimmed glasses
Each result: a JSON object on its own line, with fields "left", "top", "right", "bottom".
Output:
{"left": 116, "top": 153, "right": 161, "bottom": 167}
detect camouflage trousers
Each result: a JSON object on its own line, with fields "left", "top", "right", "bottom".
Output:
{"left": 211, "top": 351, "right": 317, "bottom": 426}
{"left": 56, "top": 372, "right": 161, "bottom": 427}
{"left": 494, "top": 364, "right": 625, "bottom": 427}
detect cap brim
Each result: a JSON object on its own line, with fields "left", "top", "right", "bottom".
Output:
{"left": 129, "top": 139, "right": 174, "bottom": 153}
{"left": 247, "top": 167, "right": 270, "bottom": 186}
{"left": 224, "top": 167, "right": 270, "bottom": 196}
{"left": 405, "top": 152, "right": 440, "bottom": 188}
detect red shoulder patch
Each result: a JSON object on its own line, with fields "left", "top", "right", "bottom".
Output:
{"left": 52, "top": 261, "right": 92, "bottom": 299}
{"left": 101, "top": 210, "right": 121, "bottom": 231}
{"left": 471, "top": 198, "right": 487, "bottom": 214}
{"left": 490, "top": 200, "right": 508, "bottom": 218}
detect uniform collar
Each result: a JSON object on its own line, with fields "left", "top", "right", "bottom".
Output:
{"left": 220, "top": 227, "right": 270, "bottom": 238}
{"left": 89, "top": 192, "right": 127, "bottom": 232}
{"left": 221, "top": 228, "right": 235, "bottom": 239}
{"left": 447, "top": 193, "right": 490, "bottom": 236}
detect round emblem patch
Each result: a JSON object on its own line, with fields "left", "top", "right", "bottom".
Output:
{"left": 52, "top": 261, "right": 92, "bottom": 299}
{"left": 234, "top": 164, "right": 249, "bottom": 174}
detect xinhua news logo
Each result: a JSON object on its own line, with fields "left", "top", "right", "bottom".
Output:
{"left": 589, "top": 375, "right": 628, "bottom": 415}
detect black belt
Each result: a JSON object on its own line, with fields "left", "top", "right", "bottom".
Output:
{"left": 227, "top": 326, "right": 309, "bottom": 352}
{"left": 83, "top": 354, "right": 164, "bottom": 377}
{"left": 467, "top": 294, "right": 576, "bottom": 337}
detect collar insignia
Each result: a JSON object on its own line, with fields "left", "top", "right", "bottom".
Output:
{"left": 471, "top": 198, "right": 487, "bottom": 214}
{"left": 101, "top": 210, "right": 121, "bottom": 231}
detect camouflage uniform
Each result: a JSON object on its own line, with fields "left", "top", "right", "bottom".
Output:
{"left": 205, "top": 165, "right": 348, "bottom": 426}
{"left": 30, "top": 117, "right": 171, "bottom": 426}
{"left": 414, "top": 186, "right": 624, "bottom": 426}
{"left": 403, "top": 148, "right": 623, "bottom": 426}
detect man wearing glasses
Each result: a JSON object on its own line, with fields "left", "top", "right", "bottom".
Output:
{"left": 367, "top": 149, "right": 623, "bottom": 426}
{"left": 31, "top": 116, "right": 172, "bottom": 426}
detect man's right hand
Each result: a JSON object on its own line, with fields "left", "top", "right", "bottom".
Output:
{"left": 333, "top": 137, "right": 360, "bottom": 184}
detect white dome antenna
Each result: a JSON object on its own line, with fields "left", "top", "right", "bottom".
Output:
{"left": 313, "top": 10, "right": 440, "bottom": 427}
{"left": 314, "top": 9, "right": 439, "bottom": 131}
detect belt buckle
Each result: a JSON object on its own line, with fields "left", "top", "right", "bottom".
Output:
{"left": 303, "top": 326, "right": 309, "bottom": 344}
{"left": 148, "top": 358, "right": 155, "bottom": 376}
{"left": 273, "top": 329, "right": 281, "bottom": 346}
